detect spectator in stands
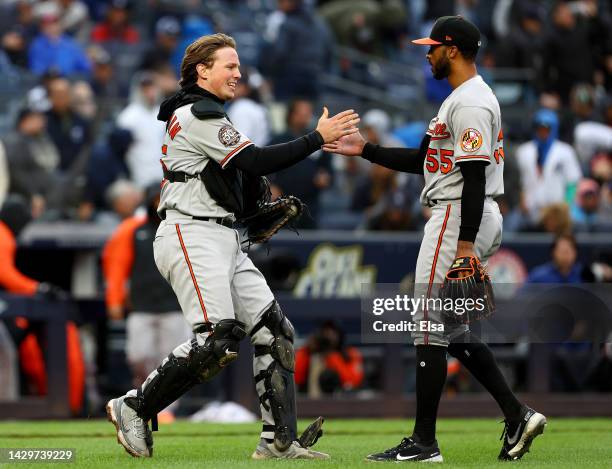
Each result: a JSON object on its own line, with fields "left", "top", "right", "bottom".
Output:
{"left": 495, "top": 3, "right": 546, "bottom": 77}
{"left": 527, "top": 233, "right": 584, "bottom": 283}
{"left": 261, "top": 0, "right": 334, "bottom": 101}
{"left": 88, "top": 46, "right": 128, "bottom": 125}
{"left": 538, "top": 203, "right": 574, "bottom": 235}
{"left": 2, "top": 29, "right": 29, "bottom": 70}
{"left": 0, "top": 0, "right": 39, "bottom": 69}
{"left": 45, "top": 76, "right": 92, "bottom": 171}
{"left": 104, "top": 179, "right": 143, "bottom": 224}
{"left": 86, "top": 127, "right": 132, "bottom": 211}
{"left": 516, "top": 109, "right": 582, "bottom": 228}
{"left": 3, "top": 108, "right": 62, "bottom": 218}
{"left": 542, "top": 1, "right": 607, "bottom": 104}
{"left": 151, "top": 62, "right": 179, "bottom": 99}
{"left": 43, "top": 76, "right": 95, "bottom": 219}
{"left": 268, "top": 98, "right": 332, "bottom": 228}
{"left": 0, "top": 195, "right": 84, "bottom": 414}
{"left": 571, "top": 178, "right": 612, "bottom": 232}
{"left": 295, "top": 320, "right": 363, "bottom": 396}
{"left": 351, "top": 162, "right": 417, "bottom": 231}
{"left": 318, "top": 0, "right": 407, "bottom": 56}
{"left": 351, "top": 109, "right": 422, "bottom": 230}
{"left": 34, "top": 0, "right": 90, "bottom": 38}
{"left": 116, "top": 72, "right": 165, "bottom": 188}
{"left": 102, "top": 184, "right": 189, "bottom": 422}
{"left": 91, "top": 0, "right": 140, "bottom": 44}
{"left": 573, "top": 96, "right": 612, "bottom": 169}
{"left": 71, "top": 80, "right": 97, "bottom": 121}
{"left": 226, "top": 68, "right": 270, "bottom": 146}
{"left": 557, "top": 83, "right": 598, "bottom": 144}
{"left": 139, "top": 16, "right": 180, "bottom": 72}
{"left": 361, "top": 109, "right": 404, "bottom": 148}
{"left": 28, "top": 13, "right": 91, "bottom": 77}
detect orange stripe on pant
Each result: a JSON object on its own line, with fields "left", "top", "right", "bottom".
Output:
{"left": 175, "top": 224, "right": 209, "bottom": 322}
{"left": 424, "top": 204, "right": 451, "bottom": 345}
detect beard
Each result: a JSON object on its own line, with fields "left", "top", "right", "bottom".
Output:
{"left": 432, "top": 56, "right": 451, "bottom": 80}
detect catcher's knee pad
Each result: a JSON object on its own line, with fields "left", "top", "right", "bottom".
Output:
{"left": 190, "top": 319, "right": 248, "bottom": 381}
{"left": 251, "top": 302, "right": 297, "bottom": 451}
{"left": 127, "top": 319, "right": 246, "bottom": 421}
{"left": 251, "top": 301, "right": 295, "bottom": 371}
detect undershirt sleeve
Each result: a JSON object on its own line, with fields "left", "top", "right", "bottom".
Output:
{"left": 229, "top": 131, "right": 324, "bottom": 176}
{"left": 458, "top": 162, "right": 487, "bottom": 242}
{"left": 360, "top": 134, "right": 430, "bottom": 174}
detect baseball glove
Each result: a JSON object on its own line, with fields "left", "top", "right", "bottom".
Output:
{"left": 438, "top": 255, "right": 495, "bottom": 325}
{"left": 239, "top": 195, "right": 304, "bottom": 244}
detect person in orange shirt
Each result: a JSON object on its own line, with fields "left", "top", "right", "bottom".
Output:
{"left": 0, "top": 195, "right": 84, "bottom": 413}
{"left": 295, "top": 320, "right": 363, "bottom": 395}
{"left": 102, "top": 184, "right": 190, "bottom": 422}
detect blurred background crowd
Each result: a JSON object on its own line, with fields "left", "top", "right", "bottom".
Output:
{"left": 0, "top": 0, "right": 611, "bottom": 417}
{"left": 0, "top": 0, "right": 610, "bottom": 234}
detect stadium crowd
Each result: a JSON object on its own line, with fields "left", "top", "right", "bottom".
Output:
{"left": 0, "top": 0, "right": 609, "bottom": 234}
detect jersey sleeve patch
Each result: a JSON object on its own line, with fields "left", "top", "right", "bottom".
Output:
{"left": 460, "top": 128, "right": 483, "bottom": 153}
{"left": 218, "top": 125, "right": 242, "bottom": 147}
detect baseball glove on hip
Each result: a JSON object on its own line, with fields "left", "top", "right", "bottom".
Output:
{"left": 239, "top": 195, "right": 304, "bottom": 245}
{"left": 438, "top": 255, "right": 495, "bottom": 325}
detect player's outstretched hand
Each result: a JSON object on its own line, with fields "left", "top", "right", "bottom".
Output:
{"left": 322, "top": 131, "right": 367, "bottom": 156}
{"left": 315, "top": 107, "right": 360, "bottom": 143}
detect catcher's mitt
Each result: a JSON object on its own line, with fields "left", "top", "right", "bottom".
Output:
{"left": 438, "top": 255, "right": 495, "bottom": 325}
{"left": 239, "top": 195, "right": 303, "bottom": 244}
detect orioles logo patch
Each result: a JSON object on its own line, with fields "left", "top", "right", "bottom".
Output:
{"left": 218, "top": 125, "right": 241, "bottom": 147}
{"left": 460, "top": 128, "right": 483, "bottom": 152}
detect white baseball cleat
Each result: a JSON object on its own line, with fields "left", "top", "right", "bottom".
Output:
{"left": 106, "top": 396, "right": 154, "bottom": 458}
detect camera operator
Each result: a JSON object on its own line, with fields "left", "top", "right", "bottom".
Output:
{"left": 295, "top": 320, "right": 363, "bottom": 396}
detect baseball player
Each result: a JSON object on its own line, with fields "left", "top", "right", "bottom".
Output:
{"left": 323, "top": 16, "right": 546, "bottom": 463}
{"left": 106, "top": 33, "right": 359, "bottom": 459}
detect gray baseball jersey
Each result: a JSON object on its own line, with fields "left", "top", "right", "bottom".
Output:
{"left": 420, "top": 75, "right": 504, "bottom": 205}
{"left": 412, "top": 75, "right": 505, "bottom": 347}
{"left": 157, "top": 103, "right": 254, "bottom": 218}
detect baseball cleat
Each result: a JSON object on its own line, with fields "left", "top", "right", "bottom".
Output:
{"left": 498, "top": 406, "right": 547, "bottom": 461}
{"left": 251, "top": 439, "right": 329, "bottom": 460}
{"left": 366, "top": 436, "right": 443, "bottom": 462}
{"left": 106, "top": 396, "right": 154, "bottom": 458}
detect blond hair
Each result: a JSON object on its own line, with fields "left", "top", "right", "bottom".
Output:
{"left": 179, "top": 33, "right": 236, "bottom": 88}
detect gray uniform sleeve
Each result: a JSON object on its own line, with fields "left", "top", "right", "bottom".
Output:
{"left": 187, "top": 117, "right": 254, "bottom": 168}
{"left": 451, "top": 106, "right": 493, "bottom": 165}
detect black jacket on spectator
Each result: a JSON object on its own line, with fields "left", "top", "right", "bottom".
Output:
{"left": 260, "top": 6, "right": 333, "bottom": 101}
{"left": 86, "top": 127, "right": 132, "bottom": 209}
{"left": 45, "top": 109, "right": 92, "bottom": 171}
{"left": 543, "top": 17, "right": 597, "bottom": 103}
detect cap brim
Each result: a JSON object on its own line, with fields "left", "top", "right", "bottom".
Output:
{"left": 411, "top": 37, "right": 443, "bottom": 45}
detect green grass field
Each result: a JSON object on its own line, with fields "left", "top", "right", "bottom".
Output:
{"left": 1, "top": 418, "right": 611, "bottom": 468}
